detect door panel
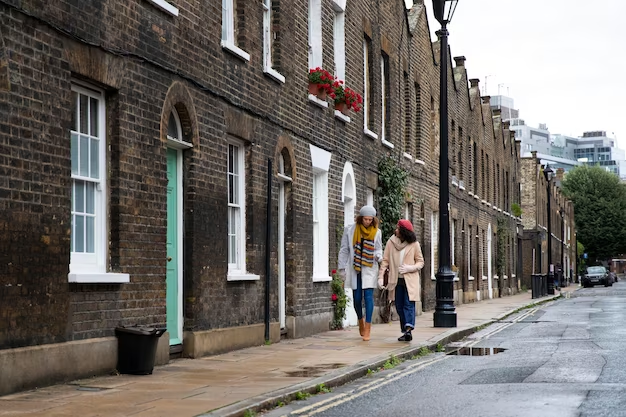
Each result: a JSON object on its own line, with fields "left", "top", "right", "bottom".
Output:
{"left": 166, "top": 148, "right": 181, "bottom": 345}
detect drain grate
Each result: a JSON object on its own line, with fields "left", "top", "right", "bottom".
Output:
{"left": 446, "top": 347, "right": 506, "bottom": 356}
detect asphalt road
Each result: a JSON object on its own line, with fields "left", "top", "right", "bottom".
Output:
{"left": 263, "top": 282, "right": 626, "bottom": 417}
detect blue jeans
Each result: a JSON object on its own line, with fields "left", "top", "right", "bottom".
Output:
{"left": 353, "top": 274, "right": 374, "bottom": 323}
{"left": 395, "top": 279, "right": 415, "bottom": 331}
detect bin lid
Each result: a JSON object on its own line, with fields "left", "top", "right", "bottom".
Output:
{"left": 115, "top": 326, "right": 166, "bottom": 336}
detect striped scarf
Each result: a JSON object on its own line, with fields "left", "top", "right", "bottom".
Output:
{"left": 352, "top": 224, "right": 377, "bottom": 272}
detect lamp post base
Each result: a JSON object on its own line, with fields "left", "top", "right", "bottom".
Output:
{"left": 434, "top": 269, "right": 457, "bottom": 328}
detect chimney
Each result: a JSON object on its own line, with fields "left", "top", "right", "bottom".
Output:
{"left": 482, "top": 96, "right": 491, "bottom": 105}
{"left": 453, "top": 56, "right": 466, "bottom": 67}
{"left": 469, "top": 78, "right": 480, "bottom": 88}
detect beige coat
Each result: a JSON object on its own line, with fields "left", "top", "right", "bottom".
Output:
{"left": 379, "top": 236, "right": 425, "bottom": 302}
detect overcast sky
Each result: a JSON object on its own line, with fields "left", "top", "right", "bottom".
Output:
{"left": 406, "top": 0, "right": 626, "bottom": 149}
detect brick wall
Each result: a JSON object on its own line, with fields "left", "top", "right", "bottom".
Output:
{"left": 0, "top": 0, "right": 526, "bottom": 351}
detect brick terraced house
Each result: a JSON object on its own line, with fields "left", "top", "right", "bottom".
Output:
{"left": 0, "top": 0, "right": 524, "bottom": 394}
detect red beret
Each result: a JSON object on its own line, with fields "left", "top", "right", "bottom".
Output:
{"left": 398, "top": 219, "right": 413, "bottom": 232}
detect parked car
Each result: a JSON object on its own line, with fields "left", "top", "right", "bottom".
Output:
{"left": 582, "top": 266, "right": 613, "bottom": 288}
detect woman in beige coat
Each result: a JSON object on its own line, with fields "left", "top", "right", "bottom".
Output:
{"left": 378, "top": 219, "right": 424, "bottom": 341}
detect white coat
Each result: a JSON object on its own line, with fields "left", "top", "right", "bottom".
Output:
{"left": 337, "top": 223, "right": 383, "bottom": 289}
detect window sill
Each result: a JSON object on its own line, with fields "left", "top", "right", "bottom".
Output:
{"left": 459, "top": 185, "right": 465, "bottom": 191}
{"left": 68, "top": 272, "right": 130, "bottom": 284}
{"left": 503, "top": 275, "right": 508, "bottom": 280}
{"left": 468, "top": 192, "right": 474, "bottom": 197}
{"left": 403, "top": 153, "right": 413, "bottom": 161}
{"left": 227, "top": 273, "right": 261, "bottom": 281}
{"left": 363, "top": 128, "right": 378, "bottom": 140}
{"left": 221, "top": 40, "right": 251, "bottom": 62}
{"left": 494, "top": 275, "right": 499, "bottom": 280}
{"left": 308, "top": 94, "right": 328, "bottom": 108}
{"left": 381, "top": 139, "right": 394, "bottom": 149}
{"left": 334, "top": 111, "right": 350, "bottom": 123}
{"left": 481, "top": 199, "right": 487, "bottom": 205}
{"left": 452, "top": 181, "right": 459, "bottom": 188}
{"left": 482, "top": 275, "right": 488, "bottom": 280}
{"left": 148, "top": 0, "right": 179, "bottom": 16}
{"left": 469, "top": 276, "right": 475, "bottom": 281}
{"left": 415, "top": 159, "right": 425, "bottom": 166}
{"left": 264, "top": 67, "right": 286, "bottom": 84}
{"left": 312, "top": 275, "right": 332, "bottom": 282}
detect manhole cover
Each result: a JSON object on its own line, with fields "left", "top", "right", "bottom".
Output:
{"left": 446, "top": 347, "right": 506, "bottom": 356}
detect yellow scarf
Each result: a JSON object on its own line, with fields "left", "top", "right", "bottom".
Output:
{"left": 352, "top": 223, "right": 377, "bottom": 246}
{"left": 352, "top": 224, "right": 377, "bottom": 272}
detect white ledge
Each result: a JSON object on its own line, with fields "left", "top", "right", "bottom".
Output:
{"left": 474, "top": 195, "right": 480, "bottom": 200}
{"left": 227, "top": 273, "right": 261, "bottom": 281}
{"left": 403, "top": 152, "right": 413, "bottom": 160}
{"left": 68, "top": 272, "right": 130, "bottom": 284}
{"left": 312, "top": 275, "right": 332, "bottom": 282}
{"left": 494, "top": 275, "right": 499, "bottom": 280}
{"left": 382, "top": 139, "right": 394, "bottom": 149}
{"left": 459, "top": 185, "right": 465, "bottom": 190}
{"left": 308, "top": 94, "right": 328, "bottom": 108}
{"left": 486, "top": 202, "right": 492, "bottom": 208}
{"left": 221, "top": 40, "right": 250, "bottom": 62}
{"left": 453, "top": 275, "right": 460, "bottom": 282}
{"left": 334, "top": 110, "right": 350, "bottom": 123}
{"left": 452, "top": 181, "right": 459, "bottom": 188}
{"left": 468, "top": 276, "right": 475, "bottom": 281}
{"left": 503, "top": 275, "right": 509, "bottom": 280}
{"left": 481, "top": 199, "right": 487, "bottom": 205}
{"left": 415, "top": 159, "right": 425, "bottom": 166}
{"left": 148, "top": 0, "right": 179, "bottom": 16}
{"left": 468, "top": 192, "right": 474, "bottom": 197}
{"left": 264, "top": 67, "right": 286, "bottom": 84}
{"left": 482, "top": 275, "right": 488, "bottom": 280}
{"left": 363, "top": 128, "right": 378, "bottom": 140}
{"left": 497, "top": 208, "right": 503, "bottom": 212}
{"left": 493, "top": 206, "right": 498, "bottom": 210}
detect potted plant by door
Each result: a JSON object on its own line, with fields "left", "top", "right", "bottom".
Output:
{"left": 308, "top": 67, "right": 333, "bottom": 100}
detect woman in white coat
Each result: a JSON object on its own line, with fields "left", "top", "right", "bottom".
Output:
{"left": 338, "top": 205, "right": 383, "bottom": 341}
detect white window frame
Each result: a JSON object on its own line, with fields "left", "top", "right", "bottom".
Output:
{"left": 68, "top": 82, "right": 128, "bottom": 283}
{"left": 308, "top": 0, "right": 322, "bottom": 69}
{"left": 451, "top": 219, "right": 456, "bottom": 267}
{"left": 263, "top": 0, "right": 285, "bottom": 83}
{"left": 381, "top": 54, "right": 393, "bottom": 148}
{"left": 221, "top": 0, "right": 250, "bottom": 61}
{"left": 227, "top": 139, "right": 259, "bottom": 281}
{"left": 431, "top": 212, "right": 438, "bottom": 280}
{"left": 332, "top": 1, "right": 346, "bottom": 81}
{"left": 310, "top": 144, "right": 331, "bottom": 282}
{"left": 148, "top": 0, "right": 179, "bottom": 16}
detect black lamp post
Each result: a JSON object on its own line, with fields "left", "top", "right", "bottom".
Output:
{"left": 433, "top": 0, "right": 458, "bottom": 328}
{"left": 559, "top": 207, "right": 565, "bottom": 287}
{"left": 543, "top": 164, "right": 555, "bottom": 295}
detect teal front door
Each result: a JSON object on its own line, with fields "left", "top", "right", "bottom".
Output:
{"left": 166, "top": 148, "right": 181, "bottom": 346}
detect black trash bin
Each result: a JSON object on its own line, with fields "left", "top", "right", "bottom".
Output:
{"left": 531, "top": 274, "right": 541, "bottom": 299}
{"left": 115, "top": 326, "right": 166, "bottom": 375}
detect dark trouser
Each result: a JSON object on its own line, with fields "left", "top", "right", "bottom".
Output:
{"left": 395, "top": 278, "right": 415, "bottom": 332}
{"left": 353, "top": 273, "right": 374, "bottom": 323}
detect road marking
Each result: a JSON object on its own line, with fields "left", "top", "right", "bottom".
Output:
{"left": 285, "top": 310, "right": 537, "bottom": 417}
{"left": 287, "top": 356, "right": 449, "bottom": 416}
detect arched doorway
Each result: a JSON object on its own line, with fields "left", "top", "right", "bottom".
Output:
{"left": 341, "top": 162, "right": 357, "bottom": 327}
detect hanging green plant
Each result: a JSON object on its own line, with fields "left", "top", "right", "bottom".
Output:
{"left": 511, "top": 202, "right": 522, "bottom": 217}
{"left": 496, "top": 217, "right": 509, "bottom": 277}
{"left": 377, "top": 156, "right": 408, "bottom": 241}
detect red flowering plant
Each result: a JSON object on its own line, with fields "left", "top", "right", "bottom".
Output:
{"left": 308, "top": 67, "right": 334, "bottom": 97}
{"left": 330, "top": 81, "right": 363, "bottom": 113}
{"left": 330, "top": 269, "right": 348, "bottom": 330}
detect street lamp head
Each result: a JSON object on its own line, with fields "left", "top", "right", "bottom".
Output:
{"left": 433, "top": 0, "right": 459, "bottom": 25}
{"left": 543, "top": 164, "right": 554, "bottom": 183}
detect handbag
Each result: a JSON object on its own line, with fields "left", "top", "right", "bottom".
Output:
{"left": 379, "top": 268, "right": 392, "bottom": 323}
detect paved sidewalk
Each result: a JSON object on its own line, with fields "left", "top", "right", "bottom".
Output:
{"left": 0, "top": 287, "right": 577, "bottom": 417}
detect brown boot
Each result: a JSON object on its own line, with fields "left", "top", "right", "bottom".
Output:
{"left": 358, "top": 318, "right": 365, "bottom": 337}
{"left": 362, "top": 322, "right": 371, "bottom": 341}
